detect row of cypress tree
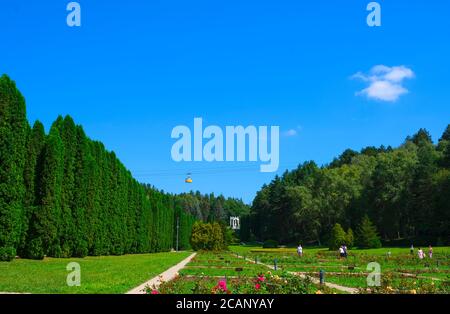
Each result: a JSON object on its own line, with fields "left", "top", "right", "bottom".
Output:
{"left": 0, "top": 75, "right": 195, "bottom": 260}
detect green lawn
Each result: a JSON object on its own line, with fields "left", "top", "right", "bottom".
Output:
{"left": 0, "top": 252, "right": 191, "bottom": 294}
{"left": 179, "top": 251, "right": 269, "bottom": 277}
{"left": 230, "top": 245, "right": 450, "bottom": 256}
{"left": 3, "top": 246, "right": 449, "bottom": 294}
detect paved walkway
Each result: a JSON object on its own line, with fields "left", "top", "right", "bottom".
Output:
{"left": 126, "top": 252, "right": 197, "bottom": 294}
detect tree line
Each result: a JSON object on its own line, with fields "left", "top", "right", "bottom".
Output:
{"left": 242, "top": 126, "right": 450, "bottom": 247}
{"left": 0, "top": 75, "right": 194, "bottom": 260}
{"left": 0, "top": 75, "right": 245, "bottom": 261}
{"left": 174, "top": 191, "right": 249, "bottom": 222}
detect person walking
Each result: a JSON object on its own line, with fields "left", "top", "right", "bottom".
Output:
{"left": 418, "top": 248, "right": 424, "bottom": 260}
{"left": 428, "top": 245, "right": 433, "bottom": 259}
{"left": 297, "top": 244, "right": 303, "bottom": 257}
{"left": 339, "top": 246, "right": 345, "bottom": 258}
{"left": 343, "top": 245, "right": 348, "bottom": 258}
{"left": 410, "top": 244, "right": 414, "bottom": 255}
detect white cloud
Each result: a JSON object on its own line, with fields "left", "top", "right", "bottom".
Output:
{"left": 283, "top": 126, "right": 302, "bottom": 137}
{"left": 352, "top": 65, "right": 414, "bottom": 102}
{"left": 358, "top": 81, "right": 408, "bottom": 102}
{"left": 284, "top": 129, "right": 297, "bottom": 137}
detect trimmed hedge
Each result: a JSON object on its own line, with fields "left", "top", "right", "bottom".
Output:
{"left": 263, "top": 240, "right": 279, "bottom": 248}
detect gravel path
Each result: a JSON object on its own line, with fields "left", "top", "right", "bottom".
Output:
{"left": 126, "top": 252, "right": 197, "bottom": 294}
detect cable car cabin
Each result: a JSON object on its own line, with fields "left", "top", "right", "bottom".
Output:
{"left": 185, "top": 177, "right": 193, "bottom": 183}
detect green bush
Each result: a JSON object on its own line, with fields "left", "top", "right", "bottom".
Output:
{"left": 0, "top": 246, "right": 16, "bottom": 261}
{"left": 357, "top": 215, "right": 382, "bottom": 248}
{"left": 190, "top": 221, "right": 226, "bottom": 251}
{"left": 346, "top": 228, "right": 354, "bottom": 248}
{"left": 329, "top": 224, "right": 356, "bottom": 250}
{"left": 73, "top": 240, "right": 88, "bottom": 258}
{"left": 223, "top": 225, "right": 239, "bottom": 246}
{"left": 26, "top": 238, "right": 45, "bottom": 259}
{"left": 328, "top": 223, "right": 347, "bottom": 250}
{"left": 263, "top": 240, "right": 278, "bottom": 248}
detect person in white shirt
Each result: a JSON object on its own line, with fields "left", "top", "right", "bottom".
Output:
{"left": 339, "top": 246, "right": 345, "bottom": 258}
{"left": 343, "top": 245, "right": 348, "bottom": 258}
{"left": 418, "top": 248, "right": 424, "bottom": 259}
{"left": 297, "top": 244, "right": 303, "bottom": 257}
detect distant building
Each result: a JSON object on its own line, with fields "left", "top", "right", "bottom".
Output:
{"left": 230, "top": 216, "right": 240, "bottom": 230}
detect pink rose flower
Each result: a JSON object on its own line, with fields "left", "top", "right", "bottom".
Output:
{"left": 218, "top": 280, "right": 227, "bottom": 291}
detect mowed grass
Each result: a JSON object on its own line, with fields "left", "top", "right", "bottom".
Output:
{"left": 231, "top": 245, "right": 450, "bottom": 256}
{"left": 0, "top": 252, "right": 191, "bottom": 294}
{"left": 179, "top": 251, "right": 269, "bottom": 277}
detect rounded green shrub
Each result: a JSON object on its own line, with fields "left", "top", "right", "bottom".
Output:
{"left": 263, "top": 240, "right": 278, "bottom": 248}
{"left": 0, "top": 246, "right": 16, "bottom": 261}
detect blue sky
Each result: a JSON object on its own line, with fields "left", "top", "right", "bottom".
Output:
{"left": 1, "top": 1, "right": 449, "bottom": 203}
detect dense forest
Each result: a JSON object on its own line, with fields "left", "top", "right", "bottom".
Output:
{"left": 0, "top": 75, "right": 246, "bottom": 261}
{"left": 174, "top": 191, "right": 249, "bottom": 222}
{"left": 242, "top": 126, "right": 450, "bottom": 247}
